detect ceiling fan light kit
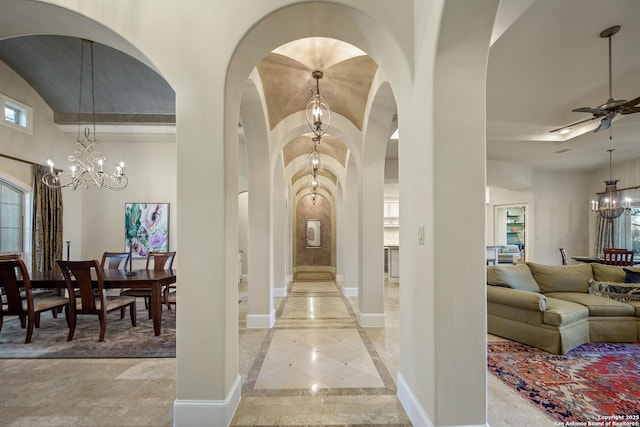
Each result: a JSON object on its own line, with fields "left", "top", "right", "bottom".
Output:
{"left": 550, "top": 25, "right": 640, "bottom": 138}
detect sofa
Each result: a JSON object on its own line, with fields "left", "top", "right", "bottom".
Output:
{"left": 487, "top": 262, "right": 640, "bottom": 354}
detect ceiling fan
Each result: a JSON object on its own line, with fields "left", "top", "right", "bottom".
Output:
{"left": 550, "top": 25, "right": 640, "bottom": 136}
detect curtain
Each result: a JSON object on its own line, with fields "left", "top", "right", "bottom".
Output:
{"left": 32, "top": 165, "right": 63, "bottom": 272}
{"left": 595, "top": 215, "right": 619, "bottom": 255}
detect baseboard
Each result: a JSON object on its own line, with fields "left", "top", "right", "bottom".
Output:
{"left": 294, "top": 265, "right": 335, "bottom": 273}
{"left": 342, "top": 287, "right": 358, "bottom": 297}
{"left": 397, "top": 373, "right": 433, "bottom": 427}
{"left": 273, "top": 286, "right": 287, "bottom": 298}
{"left": 246, "top": 309, "right": 276, "bottom": 328}
{"left": 397, "top": 374, "right": 489, "bottom": 427}
{"left": 335, "top": 274, "right": 344, "bottom": 283}
{"left": 174, "top": 374, "right": 241, "bottom": 427}
{"left": 286, "top": 274, "right": 293, "bottom": 284}
{"left": 356, "top": 309, "right": 385, "bottom": 327}
{"left": 388, "top": 276, "right": 399, "bottom": 284}
{"left": 241, "top": 274, "right": 248, "bottom": 283}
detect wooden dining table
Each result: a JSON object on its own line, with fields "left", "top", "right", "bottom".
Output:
{"left": 26, "top": 269, "right": 176, "bottom": 336}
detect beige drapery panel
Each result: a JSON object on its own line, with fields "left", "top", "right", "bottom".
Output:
{"left": 32, "top": 165, "right": 63, "bottom": 272}
{"left": 594, "top": 215, "right": 619, "bottom": 255}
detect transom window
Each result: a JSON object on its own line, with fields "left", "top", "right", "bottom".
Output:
{"left": 0, "top": 181, "right": 23, "bottom": 254}
{"left": 1, "top": 94, "right": 32, "bottom": 133}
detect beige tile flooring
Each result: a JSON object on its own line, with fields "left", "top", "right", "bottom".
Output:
{"left": 0, "top": 277, "right": 557, "bottom": 426}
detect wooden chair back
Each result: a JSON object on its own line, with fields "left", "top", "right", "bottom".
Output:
{"left": 57, "top": 260, "right": 106, "bottom": 313}
{"left": 603, "top": 248, "right": 634, "bottom": 266}
{"left": 146, "top": 252, "right": 176, "bottom": 271}
{"left": 0, "top": 258, "right": 33, "bottom": 315}
{"left": 559, "top": 248, "right": 568, "bottom": 265}
{"left": 101, "top": 252, "right": 130, "bottom": 270}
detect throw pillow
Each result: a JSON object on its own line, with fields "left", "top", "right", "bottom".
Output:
{"left": 526, "top": 262, "right": 593, "bottom": 293}
{"left": 623, "top": 268, "right": 640, "bottom": 283}
{"left": 588, "top": 279, "right": 640, "bottom": 301}
{"left": 486, "top": 263, "right": 540, "bottom": 293}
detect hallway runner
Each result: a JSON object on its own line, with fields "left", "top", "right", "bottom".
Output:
{"left": 488, "top": 341, "right": 640, "bottom": 425}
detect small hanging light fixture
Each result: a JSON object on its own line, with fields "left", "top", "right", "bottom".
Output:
{"left": 591, "top": 149, "right": 631, "bottom": 219}
{"left": 305, "top": 70, "right": 330, "bottom": 138}
{"left": 42, "top": 39, "right": 128, "bottom": 191}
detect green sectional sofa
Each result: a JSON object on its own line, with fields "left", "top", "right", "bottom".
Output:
{"left": 487, "top": 262, "right": 640, "bottom": 354}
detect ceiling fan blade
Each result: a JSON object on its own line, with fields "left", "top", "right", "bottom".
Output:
{"left": 571, "top": 107, "right": 604, "bottom": 114}
{"left": 619, "top": 95, "right": 640, "bottom": 113}
{"left": 549, "top": 116, "right": 599, "bottom": 133}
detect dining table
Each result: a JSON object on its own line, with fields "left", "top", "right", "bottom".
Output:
{"left": 26, "top": 268, "right": 176, "bottom": 336}
{"left": 571, "top": 255, "right": 640, "bottom": 265}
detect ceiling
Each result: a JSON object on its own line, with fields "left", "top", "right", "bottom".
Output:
{"left": 1, "top": 1, "right": 640, "bottom": 173}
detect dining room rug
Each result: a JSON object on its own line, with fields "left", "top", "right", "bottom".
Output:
{"left": 0, "top": 304, "right": 175, "bottom": 358}
{"left": 488, "top": 341, "right": 640, "bottom": 425}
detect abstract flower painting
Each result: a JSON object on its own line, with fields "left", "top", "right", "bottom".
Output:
{"left": 125, "top": 203, "right": 169, "bottom": 257}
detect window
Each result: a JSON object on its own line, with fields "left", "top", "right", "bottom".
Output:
{"left": 1, "top": 94, "right": 32, "bottom": 133}
{"left": 0, "top": 181, "right": 23, "bottom": 254}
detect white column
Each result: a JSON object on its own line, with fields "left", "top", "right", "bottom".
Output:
{"left": 342, "top": 155, "right": 359, "bottom": 297}
{"left": 272, "top": 155, "right": 287, "bottom": 297}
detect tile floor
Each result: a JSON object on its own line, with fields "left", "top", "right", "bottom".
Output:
{"left": 0, "top": 276, "right": 557, "bottom": 426}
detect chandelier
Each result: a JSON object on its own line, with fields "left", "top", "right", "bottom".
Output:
{"left": 305, "top": 71, "right": 330, "bottom": 204}
{"left": 591, "top": 149, "right": 630, "bottom": 219}
{"left": 42, "top": 39, "right": 128, "bottom": 191}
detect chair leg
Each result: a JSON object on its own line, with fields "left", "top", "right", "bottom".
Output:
{"left": 25, "top": 313, "right": 35, "bottom": 344}
{"left": 66, "top": 309, "right": 76, "bottom": 341}
{"left": 120, "top": 306, "right": 126, "bottom": 319}
{"left": 51, "top": 308, "right": 58, "bottom": 318}
{"left": 98, "top": 312, "right": 106, "bottom": 342}
{"left": 19, "top": 314, "right": 26, "bottom": 328}
{"left": 130, "top": 303, "right": 137, "bottom": 327}
{"left": 0, "top": 312, "right": 3, "bottom": 332}
{"left": 34, "top": 312, "right": 41, "bottom": 328}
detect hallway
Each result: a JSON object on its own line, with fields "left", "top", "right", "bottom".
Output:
{"left": 232, "top": 275, "right": 410, "bottom": 425}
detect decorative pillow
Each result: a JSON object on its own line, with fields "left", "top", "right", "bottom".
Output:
{"left": 486, "top": 263, "right": 540, "bottom": 293}
{"left": 623, "top": 268, "right": 640, "bottom": 283}
{"left": 588, "top": 279, "right": 640, "bottom": 301}
{"left": 526, "top": 262, "right": 593, "bottom": 293}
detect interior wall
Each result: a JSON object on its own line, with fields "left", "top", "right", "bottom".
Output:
{"left": 295, "top": 194, "right": 332, "bottom": 268}
{"left": 238, "top": 191, "right": 248, "bottom": 277}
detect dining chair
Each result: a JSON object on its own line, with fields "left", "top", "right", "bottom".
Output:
{"left": 57, "top": 259, "right": 137, "bottom": 342}
{"left": 120, "top": 251, "right": 176, "bottom": 317}
{"left": 100, "top": 252, "right": 130, "bottom": 270}
{"left": 559, "top": 248, "right": 568, "bottom": 265}
{"left": 0, "top": 258, "right": 70, "bottom": 343}
{"left": 603, "top": 248, "right": 634, "bottom": 266}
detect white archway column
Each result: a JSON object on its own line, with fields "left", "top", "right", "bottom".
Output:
{"left": 242, "top": 81, "right": 275, "bottom": 329}
{"left": 357, "top": 146, "right": 386, "bottom": 327}
{"left": 342, "top": 155, "right": 359, "bottom": 297}
{"left": 272, "top": 155, "right": 287, "bottom": 297}
{"left": 397, "top": 1, "right": 498, "bottom": 426}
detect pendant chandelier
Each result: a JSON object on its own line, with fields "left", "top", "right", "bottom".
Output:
{"left": 305, "top": 70, "right": 330, "bottom": 204}
{"left": 42, "top": 39, "right": 128, "bottom": 191}
{"left": 591, "top": 149, "right": 630, "bottom": 219}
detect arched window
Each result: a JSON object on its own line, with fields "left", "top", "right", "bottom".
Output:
{"left": 0, "top": 180, "right": 24, "bottom": 255}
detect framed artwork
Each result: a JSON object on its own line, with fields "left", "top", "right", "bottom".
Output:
{"left": 125, "top": 203, "right": 169, "bottom": 257}
{"left": 306, "top": 219, "right": 321, "bottom": 248}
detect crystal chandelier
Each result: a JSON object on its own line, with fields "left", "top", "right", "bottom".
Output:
{"left": 305, "top": 71, "right": 330, "bottom": 204}
{"left": 42, "top": 39, "right": 128, "bottom": 191}
{"left": 591, "top": 149, "right": 630, "bottom": 219}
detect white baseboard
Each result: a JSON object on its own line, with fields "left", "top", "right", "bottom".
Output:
{"left": 388, "top": 276, "right": 399, "bottom": 284}
{"left": 286, "top": 274, "right": 293, "bottom": 284}
{"left": 356, "top": 309, "right": 385, "bottom": 327}
{"left": 174, "top": 374, "right": 241, "bottom": 427}
{"left": 335, "top": 274, "right": 344, "bottom": 283}
{"left": 273, "top": 287, "right": 287, "bottom": 298}
{"left": 246, "top": 309, "right": 275, "bottom": 328}
{"left": 397, "top": 373, "right": 433, "bottom": 427}
{"left": 342, "top": 287, "right": 358, "bottom": 297}
{"left": 397, "top": 374, "right": 489, "bottom": 427}
{"left": 241, "top": 274, "right": 248, "bottom": 283}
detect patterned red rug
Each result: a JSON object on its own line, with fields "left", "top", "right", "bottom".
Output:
{"left": 488, "top": 342, "right": 640, "bottom": 425}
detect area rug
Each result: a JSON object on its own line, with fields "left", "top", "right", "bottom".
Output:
{"left": 0, "top": 305, "right": 175, "bottom": 358}
{"left": 488, "top": 341, "right": 640, "bottom": 425}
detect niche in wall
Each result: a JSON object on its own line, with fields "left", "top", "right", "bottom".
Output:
{"left": 295, "top": 194, "right": 332, "bottom": 267}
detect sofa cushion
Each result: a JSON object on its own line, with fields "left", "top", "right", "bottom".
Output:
{"left": 545, "top": 291, "right": 635, "bottom": 316}
{"left": 527, "top": 262, "right": 593, "bottom": 293}
{"left": 487, "top": 263, "right": 540, "bottom": 292}
{"left": 588, "top": 280, "right": 640, "bottom": 302}
{"left": 592, "top": 263, "right": 640, "bottom": 282}
{"left": 543, "top": 297, "right": 589, "bottom": 326}
{"left": 624, "top": 268, "right": 640, "bottom": 283}
{"left": 625, "top": 300, "right": 640, "bottom": 317}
